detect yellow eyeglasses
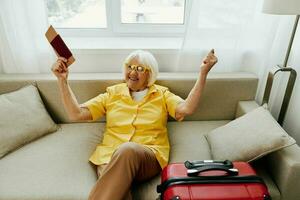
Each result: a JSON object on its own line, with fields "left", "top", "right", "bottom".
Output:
{"left": 126, "top": 64, "right": 149, "bottom": 73}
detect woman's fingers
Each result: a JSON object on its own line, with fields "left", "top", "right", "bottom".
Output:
{"left": 51, "top": 57, "right": 69, "bottom": 80}
{"left": 52, "top": 61, "right": 67, "bottom": 75}
{"left": 58, "top": 60, "right": 67, "bottom": 70}
{"left": 203, "top": 56, "right": 217, "bottom": 65}
{"left": 51, "top": 63, "right": 59, "bottom": 73}
{"left": 56, "top": 57, "right": 68, "bottom": 72}
{"left": 56, "top": 60, "right": 68, "bottom": 72}
{"left": 201, "top": 49, "right": 218, "bottom": 72}
{"left": 58, "top": 57, "right": 67, "bottom": 63}
{"left": 206, "top": 50, "right": 218, "bottom": 64}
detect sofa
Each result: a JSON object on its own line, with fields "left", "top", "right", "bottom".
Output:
{"left": 0, "top": 72, "right": 300, "bottom": 200}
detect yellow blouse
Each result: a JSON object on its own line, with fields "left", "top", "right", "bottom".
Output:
{"left": 83, "top": 83, "right": 184, "bottom": 168}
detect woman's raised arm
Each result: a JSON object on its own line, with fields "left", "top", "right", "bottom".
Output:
{"left": 175, "top": 49, "right": 218, "bottom": 121}
{"left": 51, "top": 57, "right": 92, "bottom": 121}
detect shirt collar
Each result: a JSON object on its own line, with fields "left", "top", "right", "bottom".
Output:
{"left": 121, "top": 83, "right": 157, "bottom": 97}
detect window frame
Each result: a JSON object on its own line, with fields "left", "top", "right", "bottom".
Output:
{"left": 55, "top": 0, "right": 192, "bottom": 37}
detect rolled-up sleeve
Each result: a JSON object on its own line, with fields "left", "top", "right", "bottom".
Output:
{"left": 82, "top": 92, "right": 109, "bottom": 121}
{"left": 163, "top": 89, "right": 184, "bottom": 120}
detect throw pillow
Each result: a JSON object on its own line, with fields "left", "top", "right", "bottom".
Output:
{"left": 0, "top": 85, "right": 58, "bottom": 158}
{"left": 206, "top": 106, "right": 295, "bottom": 162}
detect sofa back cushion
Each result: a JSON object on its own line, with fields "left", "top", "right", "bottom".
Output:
{"left": 0, "top": 72, "right": 258, "bottom": 123}
{"left": 0, "top": 85, "right": 58, "bottom": 158}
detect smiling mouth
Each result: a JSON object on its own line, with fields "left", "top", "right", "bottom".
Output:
{"left": 129, "top": 77, "right": 139, "bottom": 81}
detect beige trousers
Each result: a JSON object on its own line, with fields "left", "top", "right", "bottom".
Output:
{"left": 88, "top": 142, "right": 161, "bottom": 200}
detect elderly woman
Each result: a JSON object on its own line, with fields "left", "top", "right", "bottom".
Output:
{"left": 51, "top": 49, "right": 217, "bottom": 200}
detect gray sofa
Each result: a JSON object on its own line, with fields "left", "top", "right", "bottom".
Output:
{"left": 0, "top": 72, "right": 300, "bottom": 200}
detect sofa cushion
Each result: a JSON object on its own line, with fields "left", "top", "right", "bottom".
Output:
{"left": 0, "top": 73, "right": 258, "bottom": 123}
{"left": 206, "top": 106, "right": 296, "bottom": 162}
{"left": 0, "top": 121, "right": 225, "bottom": 200}
{"left": 0, "top": 85, "right": 58, "bottom": 158}
{"left": 168, "top": 121, "right": 230, "bottom": 162}
{"left": 0, "top": 123, "right": 104, "bottom": 200}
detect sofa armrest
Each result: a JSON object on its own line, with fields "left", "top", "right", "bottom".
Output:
{"left": 236, "top": 100, "right": 300, "bottom": 199}
{"left": 266, "top": 144, "right": 300, "bottom": 200}
{"left": 235, "top": 100, "right": 259, "bottom": 118}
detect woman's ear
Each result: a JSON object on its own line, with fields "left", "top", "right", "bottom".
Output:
{"left": 146, "top": 71, "right": 151, "bottom": 86}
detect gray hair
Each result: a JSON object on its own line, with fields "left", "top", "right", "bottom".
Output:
{"left": 123, "top": 50, "right": 159, "bottom": 86}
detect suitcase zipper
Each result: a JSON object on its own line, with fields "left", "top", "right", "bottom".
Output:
{"left": 157, "top": 175, "right": 266, "bottom": 195}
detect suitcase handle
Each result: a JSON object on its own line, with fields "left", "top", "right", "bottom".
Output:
{"left": 184, "top": 160, "right": 233, "bottom": 169}
{"left": 187, "top": 165, "right": 238, "bottom": 177}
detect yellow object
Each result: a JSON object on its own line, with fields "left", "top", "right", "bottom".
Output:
{"left": 83, "top": 83, "right": 184, "bottom": 168}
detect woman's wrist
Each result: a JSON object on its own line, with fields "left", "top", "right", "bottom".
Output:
{"left": 58, "top": 77, "right": 68, "bottom": 86}
{"left": 199, "top": 70, "right": 208, "bottom": 79}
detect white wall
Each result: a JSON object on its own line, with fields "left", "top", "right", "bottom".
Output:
{"left": 58, "top": 49, "right": 181, "bottom": 74}
{"left": 0, "top": 57, "right": 3, "bottom": 73}
{"left": 254, "top": 16, "right": 300, "bottom": 144}
{"left": 281, "top": 25, "right": 300, "bottom": 144}
{"left": 258, "top": 19, "right": 300, "bottom": 144}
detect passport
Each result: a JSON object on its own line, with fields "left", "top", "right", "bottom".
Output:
{"left": 45, "top": 25, "right": 75, "bottom": 66}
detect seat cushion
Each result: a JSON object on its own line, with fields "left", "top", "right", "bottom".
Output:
{"left": 0, "top": 123, "right": 104, "bottom": 200}
{"left": 0, "top": 121, "right": 281, "bottom": 200}
{"left": 168, "top": 121, "right": 231, "bottom": 162}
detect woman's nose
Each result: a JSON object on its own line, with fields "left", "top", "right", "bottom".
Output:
{"left": 129, "top": 69, "right": 138, "bottom": 76}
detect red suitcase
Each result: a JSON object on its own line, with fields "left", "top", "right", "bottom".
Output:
{"left": 157, "top": 160, "right": 271, "bottom": 200}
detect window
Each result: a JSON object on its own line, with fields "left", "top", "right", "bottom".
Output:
{"left": 46, "top": 0, "right": 107, "bottom": 28}
{"left": 45, "top": 0, "right": 189, "bottom": 36}
{"left": 121, "top": 0, "right": 185, "bottom": 24}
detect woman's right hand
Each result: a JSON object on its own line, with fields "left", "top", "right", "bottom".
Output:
{"left": 51, "top": 57, "right": 69, "bottom": 81}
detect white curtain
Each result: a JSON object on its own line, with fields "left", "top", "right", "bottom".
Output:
{"left": 177, "top": 0, "right": 296, "bottom": 113}
{"left": 0, "top": 0, "right": 294, "bottom": 79}
{"left": 0, "top": 0, "right": 54, "bottom": 73}
{"left": 177, "top": 0, "right": 283, "bottom": 75}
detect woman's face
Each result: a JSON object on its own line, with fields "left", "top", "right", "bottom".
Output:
{"left": 125, "top": 58, "right": 150, "bottom": 92}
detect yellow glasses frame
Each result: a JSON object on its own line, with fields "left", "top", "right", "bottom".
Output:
{"left": 126, "top": 64, "right": 150, "bottom": 73}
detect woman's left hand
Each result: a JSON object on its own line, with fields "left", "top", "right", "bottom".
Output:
{"left": 200, "top": 49, "right": 218, "bottom": 75}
